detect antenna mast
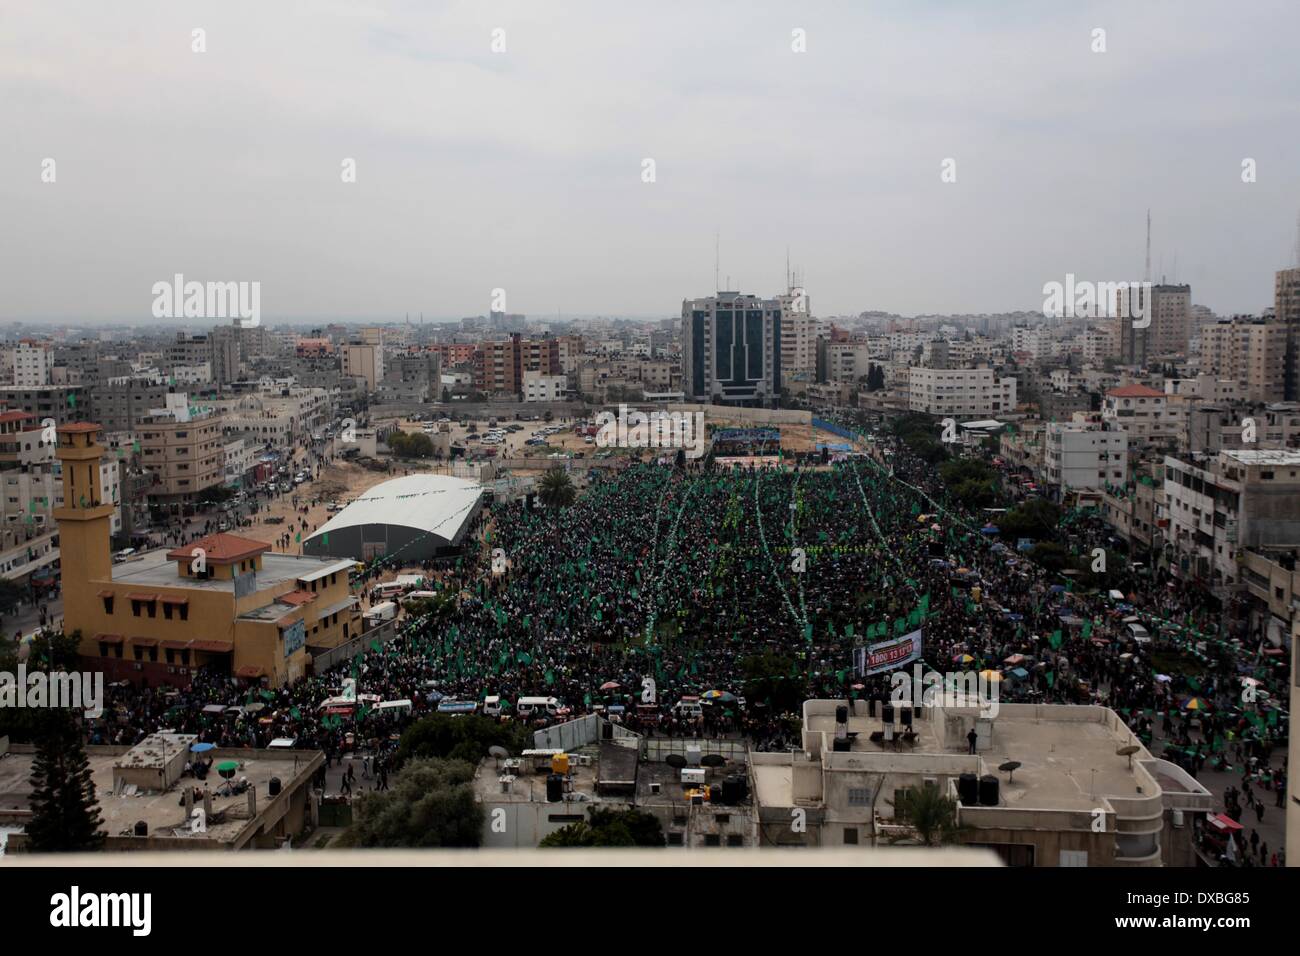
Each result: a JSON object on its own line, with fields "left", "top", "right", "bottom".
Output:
{"left": 715, "top": 230, "right": 720, "bottom": 294}
{"left": 1144, "top": 210, "right": 1151, "bottom": 283}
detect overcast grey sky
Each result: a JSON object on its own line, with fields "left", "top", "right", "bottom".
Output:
{"left": 3, "top": 0, "right": 1298, "bottom": 324}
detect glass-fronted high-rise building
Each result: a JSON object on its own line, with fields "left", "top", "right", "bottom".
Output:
{"left": 681, "top": 292, "right": 782, "bottom": 406}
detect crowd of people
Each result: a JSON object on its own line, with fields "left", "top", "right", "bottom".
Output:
{"left": 81, "top": 412, "right": 1289, "bottom": 863}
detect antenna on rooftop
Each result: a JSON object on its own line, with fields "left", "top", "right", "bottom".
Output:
{"left": 715, "top": 230, "right": 720, "bottom": 294}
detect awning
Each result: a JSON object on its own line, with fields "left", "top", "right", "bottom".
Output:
{"left": 127, "top": 593, "right": 159, "bottom": 602}
{"left": 161, "top": 639, "right": 192, "bottom": 650}
{"left": 1209, "top": 812, "right": 1243, "bottom": 833}
{"left": 97, "top": 590, "right": 115, "bottom": 599}
{"left": 94, "top": 633, "right": 125, "bottom": 644}
{"left": 130, "top": 636, "right": 159, "bottom": 647}
{"left": 160, "top": 596, "right": 189, "bottom": 606}
{"left": 236, "top": 665, "right": 266, "bottom": 679}
{"left": 296, "top": 558, "right": 356, "bottom": 584}
{"left": 190, "top": 640, "right": 234, "bottom": 654}
{"left": 316, "top": 596, "right": 359, "bottom": 619}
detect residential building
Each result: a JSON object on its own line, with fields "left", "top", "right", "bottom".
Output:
{"left": 907, "top": 367, "right": 1017, "bottom": 418}
{"left": 1043, "top": 423, "right": 1128, "bottom": 497}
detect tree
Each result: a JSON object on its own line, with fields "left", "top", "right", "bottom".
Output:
{"left": 893, "top": 784, "right": 969, "bottom": 847}
{"left": 997, "top": 498, "right": 1061, "bottom": 541}
{"left": 539, "top": 468, "right": 577, "bottom": 509}
{"left": 540, "top": 807, "right": 664, "bottom": 847}
{"left": 388, "top": 431, "right": 434, "bottom": 459}
{"left": 0, "top": 578, "right": 25, "bottom": 616}
{"left": 395, "top": 714, "right": 527, "bottom": 768}
{"left": 866, "top": 364, "right": 886, "bottom": 392}
{"left": 741, "top": 651, "right": 804, "bottom": 712}
{"left": 338, "top": 758, "right": 483, "bottom": 848}
{"left": 25, "top": 709, "right": 104, "bottom": 852}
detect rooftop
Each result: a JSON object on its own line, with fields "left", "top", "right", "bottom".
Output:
{"left": 165, "top": 532, "right": 271, "bottom": 564}
{"left": 0, "top": 745, "right": 322, "bottom": 846}
{"left": 1106, "top": 384, "right": 1164, "bottom": 399}
{"left": 305, "top": 473, "right": 483, "bottom": 547}
{"left": 1221, "top": 448, "right": 1300, "bottom": 467}
{"left": 111, "top": 548, "right": 348, "bottom": 593}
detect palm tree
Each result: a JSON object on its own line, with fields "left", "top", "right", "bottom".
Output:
{"left": 538, "top": 468, "right": 577, "bottom": 509}
{"left": 895, "top": 784, "right": 970, "bottom": 847}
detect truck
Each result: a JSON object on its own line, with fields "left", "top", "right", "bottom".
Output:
{"left": 365, "top": 601, "right": 398, "bottom": 625}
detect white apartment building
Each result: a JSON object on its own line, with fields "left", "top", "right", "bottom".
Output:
{"left": 777, "top": 290, "right": 819, "bottom": 382}
{"left": 908, "top": 367, "right": 1017, "bottom": 418}
{"left": 1011, "top": 327, "right": 1054, "bottom": 363}
{"left": 522, "top": 371, "right": 567, "bottom": 403}
{"left": 1164, "top": 449, "right": 1300, "bottom": 590}
{"left": 1044, "top": 423, "right": 1128, "bottom": 496}
{"left": 13, "top": 343, "right": 51, "bottom": 387}
{"left": 823, "top": 342, "right": 875, "bottom": 383}
{"left": 1101, "top": 384, "right": 1184, "bottom": 449}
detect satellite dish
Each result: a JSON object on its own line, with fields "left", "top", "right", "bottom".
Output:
{"left": 1116, "top": 744, "right": 1140, "bottom": 769}
{"left": 665, "top": 754, "right": 687, "bottom": 769}
{"left": 998, "top": 760, "right": 1021, "bottom": 783}
{"left": 700, "top": 754, "right": 726, "bottom": 768}
{"left": 488, "top": 745, "right": 509, "bottom": 760}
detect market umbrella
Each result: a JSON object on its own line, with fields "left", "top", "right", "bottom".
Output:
{"left": 1003, "top": 654, "right": 1027, "bottom": 666}
{"left": 190, "top": 742, "right": 216, "bottom": 753}
{"left": 979, "top": 669, "right": 1003, "bottom": 683}
{"left": 216, "top": 760, "right": 240, "bottom": 776}
{"left": 1181, "top": 696, "right": 1211, "bottom": 711}
{"left": 600, "top": 681, "right": 621, "bottom": 691}
{"left": 702, "top": 690, "right": 736, "bottom": 702}
{"left": 953, "top": 653, "right": 976, "bottom": 665}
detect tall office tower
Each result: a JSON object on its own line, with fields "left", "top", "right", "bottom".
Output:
{"left": 681, "top": 292, "right": 783, "bottom": 406}
{"left": 1148, "top": 284, "right": 1192, "bottom": 356}
{"left": 1115, "top": 283, "right": 1191, "bottom": 365}
{"left": 1275, "top": 268, "right": 1300, "bottom": 399}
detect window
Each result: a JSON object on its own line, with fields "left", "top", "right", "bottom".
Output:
{"left": 847, "top": 787, "right": 871, "bottom": 807}
{"left": 726, "top": 834, "right": 744, "bottom": 847}
{"left": 102, "top": 595, "right": 114, "bottom": 614}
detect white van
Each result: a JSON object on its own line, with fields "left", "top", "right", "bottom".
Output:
{"left": 672, "top": 697, "right": 704, "bottom": 720}
{"left": 1123, "top": 619, "right": 1152, "bottom": 645}
{"left": 482, "top": 695, "right": 504, "bottom": 717}
{"left": 373, "top": 581, "right": 407, "bottom": 599}
{"left": 515, "top": 696, "right": 560, "bottom": 718}
{"left": 366, "top": 601, "right": 398, "bottom": 624}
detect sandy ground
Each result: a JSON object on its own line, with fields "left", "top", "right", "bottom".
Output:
{"left": 242, "top": 441, "right": 403, "bottom": 557}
